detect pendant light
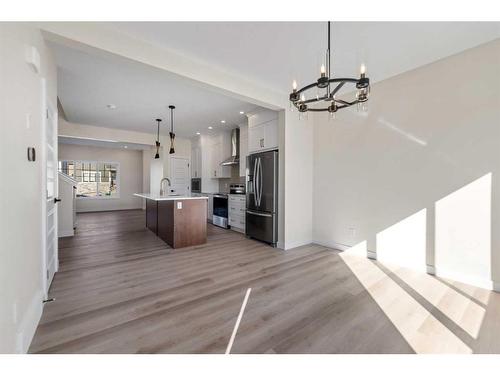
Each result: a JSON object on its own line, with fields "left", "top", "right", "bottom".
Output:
{"left": 154, "top": 118, "right": 162, "bottom": 159}
{"left": 168, "top": 105, "right": 176, "bottom": 154}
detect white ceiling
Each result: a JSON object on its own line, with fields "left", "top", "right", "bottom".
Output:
{"left": 50, "top": 41, "right": 261, "bottom": 137}
{"left": 108, "top": 22, "right": 500, "bottom": 92}
{"left": 52, "top": 22, "right": 499, "bottom": 138}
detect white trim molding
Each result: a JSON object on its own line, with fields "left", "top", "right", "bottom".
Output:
{"left": 58, "top": 229, "right": 74, "bottom": 238}
{"left": 426, "top": 264, "right": 436, "bottom": 275}
{"left": 313, "top": 239, "right": 351, "bottom": 252}
{"left": 493, "top": 282, "right": 500, "bottom": 293}
{"left": 284, "top": 240, "right": 313, "bottom": 251}
{"left": 16, "top": 289, "right": 44, "bottom": 353}
{"left": 433, "top": 267, "right": 497, "bottom": 292}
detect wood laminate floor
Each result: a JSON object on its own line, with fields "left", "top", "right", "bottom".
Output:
{"left": 29, "top": 210, "right": 500, "bottom": 353}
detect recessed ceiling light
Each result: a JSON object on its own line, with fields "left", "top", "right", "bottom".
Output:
{"left": 196, "top": 132, "right": 201, "bottom": 135}
{"left": 239, "top": 111, "right": 244, "bottom": 114}
{"left": 208, "top": 126, "right": 213, "bottom": 130}
{"left": 220, "top": 120, "right": 226, "bottom": 124}
{"left": 124, "top": 145, "right": 128, "bottom": 149}
{"left": 106, "top": 104, "right": 117, "bottom": 110}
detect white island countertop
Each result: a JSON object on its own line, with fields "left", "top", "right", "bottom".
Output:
{"left": 134, "top": 193, "right": 209, "bottom": 201}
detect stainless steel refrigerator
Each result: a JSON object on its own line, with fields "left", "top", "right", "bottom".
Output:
{"left": 246, "top": 150, "right": 278, "bottom": 246}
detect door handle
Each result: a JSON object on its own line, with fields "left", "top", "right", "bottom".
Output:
{"left": 54, "top": 198, "right": 61, "bottom": 203}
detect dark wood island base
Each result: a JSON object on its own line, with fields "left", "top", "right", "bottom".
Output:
{"left": 138, "top": 194, "right": 208, "bottom": 249}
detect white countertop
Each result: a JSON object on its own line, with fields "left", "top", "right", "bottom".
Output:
{"left": 134, "top": 193, "right": 209, "bottom": 201}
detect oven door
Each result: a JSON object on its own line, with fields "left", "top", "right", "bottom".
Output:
{"left": 212, "top": 195, "right": 228, "bottom": 228}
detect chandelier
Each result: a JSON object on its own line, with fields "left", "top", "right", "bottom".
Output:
{"left": 289, "top": 21, "right": 370, "bottom": 116}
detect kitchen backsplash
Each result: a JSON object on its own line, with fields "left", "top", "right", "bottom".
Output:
{"left": 218, "top": 165, "right": 245, "bottom": 192}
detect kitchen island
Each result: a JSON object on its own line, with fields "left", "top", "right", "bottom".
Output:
{"left": 134, "top": 193, "right": 208, "bottom": 249}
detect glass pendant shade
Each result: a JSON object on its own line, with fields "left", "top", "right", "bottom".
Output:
{"left": 169, "top": 132, "right": 175, "bottom": 154}
{"left": 155, "top": 141, "right": 160, "bottom": 159}
{"left": 168, "top": 105, "right": 176, "bottom": 154}
{"left": 154, "top": 118, "right": 162, "bottom": 159}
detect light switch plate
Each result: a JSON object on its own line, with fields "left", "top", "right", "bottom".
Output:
{"left": 177, "top": 201, "right": 182, "bottom": 209}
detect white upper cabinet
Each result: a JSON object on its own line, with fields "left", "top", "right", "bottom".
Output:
{"left": 248, "top": 109, "right": 279, "bottom": 154}
{"left": 208, "top": 132, "right": 231, "bottom": 179}
{"left": 190, "top": 140, "right": 202, "bottom": 178}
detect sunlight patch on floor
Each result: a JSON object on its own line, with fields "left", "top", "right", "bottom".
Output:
{"left": 384, "top": 264, "right": 486, "bottom": 339}
{"left": 339, "top": 251, "right": 472, "bottom": 353}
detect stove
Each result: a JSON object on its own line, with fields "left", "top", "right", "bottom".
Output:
{"left": 213, "top": 193, "right": 229, "bottom": 228}
{"left": 229, "top": 183, "right": 245, "bottom": 195}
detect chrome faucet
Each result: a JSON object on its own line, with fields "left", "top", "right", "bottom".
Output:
{"left": 159, "top": 177, "right": 171, "bottom": 196}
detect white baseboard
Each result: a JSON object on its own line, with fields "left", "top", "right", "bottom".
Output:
{"left": 313, "top": 240, "right": 377, "bottom": 260}
{"left": 313, "top": 239, "right": 351, "bottom": 251}
{"left": 493, "top": 282, "right": 500, "bottom": 293}
{"left": 284, "top": 239, "right": 313, "bottom": 250}
{"left": 426, "top": 265, "right": 436, "bottom": 275}
{"left": 434, "top": 267, "right": 496, "bottom": 291}
{"left": 16, "top": 289, "right": 44, "bottom": 353}
{"left": 58, "top": 229, "right": 74, "bottom": 238}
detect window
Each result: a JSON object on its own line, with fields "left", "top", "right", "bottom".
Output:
{"left": 59, "top": 160, "right": 119, "bottom": 198}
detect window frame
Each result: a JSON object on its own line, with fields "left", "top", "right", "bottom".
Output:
{"left": 59, "top": 159, "right": 121, "bottom": 200}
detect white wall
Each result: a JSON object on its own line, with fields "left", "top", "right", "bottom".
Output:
{"left": 313, "top": 39, "right": 500, "bottom": 289}
{"left": 283, "top": 108, "right": 314, "bottom": 250}
{"left": 0, "top": 24, "right": 57, "bottom": 353}
{"left": 58, "top": 143, "right": 143, "bottom": 212}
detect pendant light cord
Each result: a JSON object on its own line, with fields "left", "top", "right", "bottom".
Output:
{"left": 157, "top": 119, "right": 160, "bottom": 143}
{"left": 327, "top": 21, "right": 331, "bottom": 97}
{"left": 328, "top": 21, "right": 331, "bottom": 77}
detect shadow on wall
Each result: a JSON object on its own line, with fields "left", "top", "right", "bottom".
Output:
{"left": 362, "top": 173, "right": 493, "bottom": 288}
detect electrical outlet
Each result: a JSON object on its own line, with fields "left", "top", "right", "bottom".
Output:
{"left": 177, "top": 201, "right": 182, "bottom": 210}
{"left": 26, "top": 113, "right": 31, "bottom": 129}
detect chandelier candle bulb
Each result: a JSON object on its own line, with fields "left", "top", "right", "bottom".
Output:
{"left": 360, "top": 63, "right": 366, "bottom": 77}
{"left": 292, "top": 80, "right": 298, "bottom": 91}
{"left": 320, "top": 64, "right": 326, "bottom": 76}
{"left": 360, "top": 64, "right": 366, "bottom": 74}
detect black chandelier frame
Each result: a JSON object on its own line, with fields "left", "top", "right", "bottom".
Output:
{"left": 289, "top": 21, "right": 370, "bottom": 114}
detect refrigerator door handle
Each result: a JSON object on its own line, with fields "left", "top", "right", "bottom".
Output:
{"left": 255, "top": 158, "right": 261, "bottom": 207}
{"left": 252, "top": 157, "right": 258, "bottom": 198}
{"left": 258, "top": 157, "right": 263, "bottom": 207}
{"left": 247, "top": 210, "right": 272, "bottom": 218}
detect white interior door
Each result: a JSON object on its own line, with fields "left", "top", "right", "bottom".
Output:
{"left": 43, "top": 85, "right": 58, "bottom": 295}
{"left": 170, "top": 157, "right": 190, "bottom": 195}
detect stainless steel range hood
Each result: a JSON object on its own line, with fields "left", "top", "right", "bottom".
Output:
{"left": 221, "top": 128, "right": 240, "bottom": 166}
